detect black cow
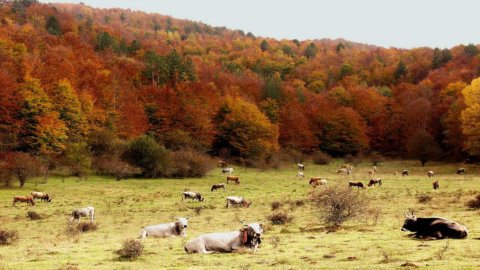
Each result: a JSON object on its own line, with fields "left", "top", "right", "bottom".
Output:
{"left": 456, "top": 168, "right": 465, "bottom": 174}
{"left": 433, "top": 181, "right": 439, "bottom": 190}
{"left": 402, "top": 213, "right": 468, "bottom": 239}
{"left": 402, "top": 170, "right": 409, "bottom": 176}
{"left": 349, "top": 181, "right": 365, "bottom": 189}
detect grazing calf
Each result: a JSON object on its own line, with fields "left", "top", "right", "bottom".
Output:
{"left": 222, "top": 167, "right": 234, "bottom": 175}
{"left": 185, "top": 223, "right": 263, "bottom": 254}
{"left": 368, "top": 178, "right": 382, "bottom": 187}
{"left": 297, "top": 171, "right": 304, "bottom": 178}
{"left": 31, "top": 191, "right": 52, "bottom": 202}
{"left": 433, "top": 181, "right": 439, "bottom": 190}
{"left": 13, "top": 196, "right": 35, "bottom": 206}
{"left": 402, "top": 213, "right": 467, "bottom": 239}
{"left": 456, "top": 168, "right": 465, "bottom": 174}
{"left": 217, "top": 160, "right": 228, "bottom": 168}
{"left": 211, "top": 183, "right": 226, "bottom": 191}
{"left": 183, "top": 191, "right": 205, "bottom": 202}
{"left": 349, "top": 181, "right": 365, "bottom": 189}
{"left": 427, "top": 171, "right": 434, "bottom": 177}
{"left": 140, "top": 217, "right": 189, "bottom": 238}
{"left": 337, "top": 168, "right": 351, "bottom": 175}
{"left": 309, "top": 177, "right": 327, "bottom": 187}
{"left": 297, "top": 163, "right": 305, "bottom": 171}
{"left": 71, "top": 206, "right": 95, "bottom": 222}
{"left": 402, "top": 170, "right": 409, "bottom": 176}
{"left": 226, "top": 176, "right": 240, "bottom": 185}
{"left": 226, "top": 196, "right": 251, "bottom": 208}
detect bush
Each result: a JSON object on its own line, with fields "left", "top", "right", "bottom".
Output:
{"left": 116, "top": 239, "right": 144, "bottom": 260}
{"left": 0, "top": 229, "right": 19, "bottom": 245}
{"left": 312, "top": 151, "right": 332, "bottom": 165}
{"left": 122, "top": 135, "right": 169, "bottom": 177}
{"left": 159, "top": 129, "right": 203, "bottom": 151}
{"left": 168, "top": 149, "right": 215, "bottom": 178}
{"left": 76, "top": 222, "right": 98, "bottom": 232}
{"left": 310, "top": 185, "right": 369, "bottom": 228}
{"left": 27, "top": 211, "right": 42, "bottom": 220}
{"left": 88, "top": 128, "right": 125, "bottom": 157}
{"left": 267, "top": 211, "right": 292, "bottom": 225}
{"left": 466, "top": 194, "right": 480, "bottom": 209}
{"left": 417, "top": 194, "right": 432, "bottom": 203}
{"left": 271, "top": 201, "right": 282, "bottom": 210}
{"left": 2, "top": 152, "right": 44, "bottom": 187}
{"left": 94, "top": 156, "right": 141, "bottom": 180}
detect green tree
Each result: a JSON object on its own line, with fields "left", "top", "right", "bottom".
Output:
{"left": 46, "top": 16, "right": 61, "bottom": 36}
{"left": 281, "top": 45, "right": 294, "bottom": 57}
{"left": 464, "top": 43, "right": 479, "bottom": 57}
{"left": 62, "top": 142, "right": 92, "bottom": 177}
{"left": 96, "top": 32, "right": 115, "bottom": 51}
{"left": 122, "top": 135, "right": 169, "bottom": 177}
{"left": 336, "top": 42, "right": 345, "bottom": 54}
{"left": 263, "top": 76, "right": 283, "bottom": 100}
{"left": 260, "top": 40, "right": 270, "bottom": 52}
{"left": 432, "top": 48, "right": 452, "bottom": 69}
{"left": 339, "top": 63, "right": 354, "bottom": 79}
{"left": 394, "top": 61, "right": 407, "bottom": 81}
{"left": 304, "top": 42, "right": 318, "bottom": 59}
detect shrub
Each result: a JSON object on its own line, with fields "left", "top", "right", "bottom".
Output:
{"left": 417, "top": 194, "right": 432, "bottom": 203}
{"left": 168, "top": 149, "right": 215, "bottom": 178}
{"left": 27, "top": 211, "right": 42, "bottom": 220}
{"left": 312, "top": 151, "right": 332, "bottom": 165}
{"left": 0, "top": 229, "right": 19, "bottom": 245}
{"left": 267, "top": 211, "right": 292, "bottom": 225}
{"left": 122, "top": 135, "right": 169, "bottom": 177}
{"left": 116, "top": 239, "right": 144, "bottom": 260}
{"left": 466, "top": 194, "right": 480, "bottom": 209}
{"left": 76, "top": 222, "right": 98, "bottom": 232}
{"left": 2, "top": 152, "right": 44, "bottom": 187}
{"left": 310, "top": 185, "right": 369, "bottom": 228}
{"left": 94, "top": 156, "right": 141, "bottom": 180}
{"left": 271, "top": 201, "right": 282, "bottom": 210}
{"left": 88, "top": 128, "right": 125, "bottom": 157}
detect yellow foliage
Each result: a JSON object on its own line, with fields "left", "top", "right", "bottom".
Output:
{"left": 461, "top": 78, "right": 480, "bottom": 155}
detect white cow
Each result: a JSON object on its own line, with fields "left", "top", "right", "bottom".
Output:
{"left": 222, "top": 168, "right": 234, "bottom": 175}
{"left": 427, "top": 171, "right": 434, "bottom": 177}
{"left": 297, "top": 171, "right": 304, "bottom": 178}
{"left": 226, "top": 196, "right": 251, "bottom": 208}
{"left": 297, "top": 163, "right": 305, "bottom": 171}
{"left": 185, "top": 223, "right": 263, "bottom": 254}
{"left": 71, "top": 206, "right": 95, "bottom": 222}
{"left": 140, "top": 217, "right": 189, "bottom": 238}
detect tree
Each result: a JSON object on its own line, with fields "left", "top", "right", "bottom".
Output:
{"left": 464, "top": 44, "right": 479, "bottom": 57}
{"left": 213, "top": 96, "right": 279, "bottom": 161}
{"left": 304, "top": 42, "right": 318, "bottom": 59}
{"left": 281, "top": 45, "right": 294, "bottom": 57}
{"left": 336, "top": 42, "right": 345, "bottom": 54}
{"left": 406, "top": 131, "right": 441, "bottom": 166}
{"left": 3, "top": 152, "right": 43, "bottom": 187}
{"left": 461, "top": 78, "right": 480, "bottom": 156}
{"left": 394, "top": 61, "right": 407, "bottom": 81}
{"left": 62, "top": 142, "right": 92, "bottom": 177}
{"left": 46, "top": 16, "right": 61, "bottom": 36}
{"left": 260, "top": 40, "right": 270, "bottom": 52}
{"left": 262, "top": 76, "right": 283, "bottom": 100}
{"left": 96, "top": 32, "right": 115, "bottom": 51}
{"left": 432, "top": 48, "right": 451, "bottom": 69}
{"left": 122, "top": 135, "right": 169, "bottom": 177}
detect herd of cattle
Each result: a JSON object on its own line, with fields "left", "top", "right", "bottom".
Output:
{"left": 9, "top": 161, "right": 470, "bottom": 255}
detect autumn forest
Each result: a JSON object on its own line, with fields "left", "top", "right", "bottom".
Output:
{"left": 2, "top": 0, "right": 480, "bottom": 180}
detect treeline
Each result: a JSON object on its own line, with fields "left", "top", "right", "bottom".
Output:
{"left": 1, "top": 0, "right": 480, "bottom": 179}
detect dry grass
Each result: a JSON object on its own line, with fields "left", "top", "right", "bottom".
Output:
{"left": 116, "top": 239, "right": 144, "bottom": 260}
{"left": 0, "top": 229, "right": 18, "bottom": 245}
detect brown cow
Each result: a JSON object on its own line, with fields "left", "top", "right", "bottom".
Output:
{"left": 433, "top": 181, "right": 439, "bottom": 190}
{"left": 349, "top": 182, "right": 365, "bottom": 189}
{"left": 226, "top": 176, "right": 240, "bottom": 185}
{"left": 217, "top": 160, "right": 228, "bottom": 168}
{"left": 309, "top": 177, "right": 327, "bottom": 187}
{"left": 13, "top": 196, "right": 35, "bottom": 206}
{"left": 368, "top": 178, "right": 382, "bottom": 187}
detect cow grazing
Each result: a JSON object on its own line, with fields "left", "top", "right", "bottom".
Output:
{"left": 433, "top": 181, "right": 439, "bottom": 190}
{"left": 226, "top": 196, "right": 251, "bottom": 208}
{"left": 217, "top": 160, "right": 228, "bottom": 168}
{"left": 349, "top": 182, "right": 365, "bottom": 189}
{"left": 341, "top": 164, "right": 354, "bottom": 171}
{"left": 222, "top": 167, "right": 234, "bottom": 175}
{"left": 71, "top": 206, "right": 95, "bottom": 222}
{"left": 368, "top": 178, "right": 382, "bottom": 187}
{"left": 337, "top": 168, "right": 351, "bottom": 175}
{"left": 12, "top": 196, "right": 35, "bottom": 206}
{"left": 140, "top": 217, "right": 189, "bottom": 238}
{"left": 226, "top": 176, "right": 240, "bottom": 185}
{"left": 297, "top": 171, "right": 304, "bottom": 178}
{"left": 31, "top": 191, "right": 51, "bottom": 202}
{"left": 183, "top": 191, "right": 205, "bottom": 202}
{"left": 368, "top": 170, "right": 374, "bottom": 176}
{"left": 401, "top": 213, "right": 468, "bottom": 239}
{"left": 427, "top": 171, "right": 434, "bottom": 177}
{"left": 402, "top": 170, "right": 409, "bottom": 176}
{"left": 297, "top": 163, "right": 305, "bottom": 171}
{"left": 309, "top": 177, "right": 327, "bottom": 187}
{"left": 456, "top": 168, "right": 465, "bottom": 174}
{"left": 211, "top": 183, "right": 226, "bottom": 191}
{"left": 184, "top": 223, "right": 263, "bottom": 254}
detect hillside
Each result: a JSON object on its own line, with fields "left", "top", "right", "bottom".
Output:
{"left": 1, "top": 0, "right": 480, "bottom": 162}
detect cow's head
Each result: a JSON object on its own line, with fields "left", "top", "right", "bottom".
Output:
{"left": 175, "top": 217, "right": 189, "bottom": 229}
{"left": 195, "top": 194, "right": 205, "bottom": 202}
{"left": 247, "top": 223, "right": 263, "bottom": 248}
{"left": 243, "top": 200, "right": 252, "bottom": 208}
{"left": 401, "top": 212, "right": 417, "bottom": 232}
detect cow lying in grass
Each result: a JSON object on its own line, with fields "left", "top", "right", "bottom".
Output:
{"left": 401, "top": 212, "right": 468, "bottom": 239}
{"left": 184, "top": 223, "right": 263, "bottom": 254}
{"left": 183, "top": 191, "right": 204, "bottom": 202}
{"left": 13, "top": 196, "right": 35, "bottom": 206}
{"left": 211, "top": 183, "right": 226, "bottom": 191}
{"left": 140, "top": 217, "right": 189, "bottom": 238}
{"left": 226, "top": 196, "right": 251, "bottom": 208}
{"left": 31, "top": 191, "right": 52, "bottom": 202}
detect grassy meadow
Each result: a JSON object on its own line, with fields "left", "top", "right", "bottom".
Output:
{"left": 0, "top": 160, "right": 479, "bottom": 270}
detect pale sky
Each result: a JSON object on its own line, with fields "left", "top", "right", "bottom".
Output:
{"left": 39, "top": 0, "right": 480, "bottom": 49}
